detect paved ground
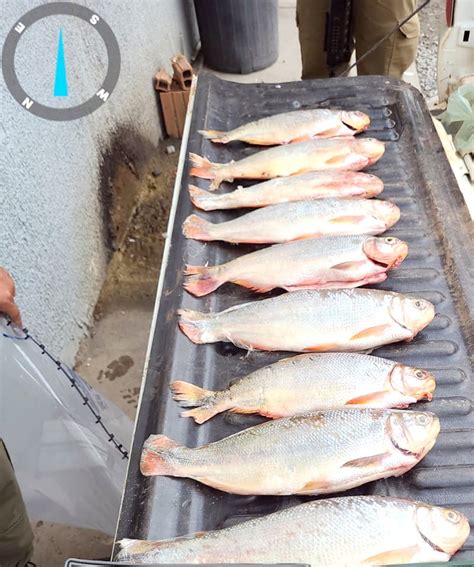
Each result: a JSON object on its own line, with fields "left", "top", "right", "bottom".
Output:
{"left": 31, "top": 1, "right": 442, "bottom": 564}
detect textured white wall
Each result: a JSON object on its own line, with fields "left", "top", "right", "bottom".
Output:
{"left": 0, "top": 0, "right": 198, "bottom": 364}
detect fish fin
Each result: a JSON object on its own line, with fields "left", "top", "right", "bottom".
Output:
{"left": 198, "top": 129, "right": 229, "bottom": 143}
{"left": 304, "top": 344, "right": 340, "bottom": 352}
{"left": 182, "top": 214, "right": 215, "bottom": 241}
{"left": 326, "top": 154, "right": 353, "bottom": 166}
{"left": 331, "top": 260, "right": 368, "bottom": 271}
{"left": 189, "top": 153, "right": 215, "bottom": 179}
{"left": 140, "top": 434, "right": 183, "bottom": 476}
{"left": 232, "top": 279, "right": 274, "bottom": 293}
{"left": 362, "top": 545, "right": 420, "bottom": 564}
{"left": 296, "top": 479, "right": 330, "bottom": 493}
{"left": 289, "top": 134, "right": 313, "bottom": 143}
{"left": 180, "top": 406, "right": 219, "bottom": 424}
{"left": 188, "top": 185, "right": 218, "bottom": 211}
{"left": 329, "top": 215, "right": 367, "bottom": 225}
{"left": 228, "top": 406, "right": 259, "bottom": 415}
{"left": 350, "top": 324, "right": 391, "bottom": 341}
{"left": 184, "top": 265, "right": 222, "bottom": 296}
{"left": 178, "top": 309, "right": 215, "bottom": 344}
{"left": 345, "top": 391, "right": 389, "bottom": 405}
{"left": 342, "top": 452, "right": 391, "bottom": 468}
{"left": 170, "top": 381, "right": 215, "bottom": 407}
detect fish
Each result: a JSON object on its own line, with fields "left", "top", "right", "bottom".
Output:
{"left": 170, "top": 353, "right": 436, "bottom": 424}
{"left": 198, "top": 109, "right": 370, "bottom": 145}
{"left": 116, "top": 496, "right": 470, "bottom": 565}
{"left": 190, "top": 137, "right": 385, "bottom": 189}
{"left": 182, "top": 199, "right": 400, "bottom": 244}
{"left": 117, "top": 494, "right": 469, "bottom": 565}
{"left": 178, "top": 289, "right": 435, "bottom": 352}
{"left": 183, "top": 235, "right": 407, "bottom": 296}
{"left": 189, "top": 171, "right": 384, "bottom": 211}
{"left": 139, "top": 409, "right": 439, "bottom": 495}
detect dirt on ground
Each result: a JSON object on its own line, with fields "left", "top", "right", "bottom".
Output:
{"left": 94, "top": 140, "right": 180, "bottom": 318}
{"left": 416, "top": 0, "right": 444, "bottom": 99}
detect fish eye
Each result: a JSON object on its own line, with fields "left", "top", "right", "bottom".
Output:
{"left": 415, "top": 370, "right": 426, "bottom": 380}
{"left": 414, "top": 299, "right": 425, "bottom": 309}
{"left": 445, "top": 510, "right": 461, "bottom": 524}
{"left": 415, "top": 414, "right": 430, "bottom": 426}
{"left": 385, "top": 237, "right": 395, "bottom": 244}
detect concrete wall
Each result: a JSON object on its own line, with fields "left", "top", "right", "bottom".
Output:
{"left": 0, "top": 0, "right": 199, "bottom": 364}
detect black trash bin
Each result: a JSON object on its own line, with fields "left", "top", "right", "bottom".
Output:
{"left": 194, "top": 0, "right": 279, "bottom": 74}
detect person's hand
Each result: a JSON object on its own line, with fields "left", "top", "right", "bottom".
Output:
{"left": 0, "top": 268, "right": 22, "bottom": 327}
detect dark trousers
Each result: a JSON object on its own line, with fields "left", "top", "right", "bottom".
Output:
{"left": 0, "top": 440, "right": 34, "bottom": 567}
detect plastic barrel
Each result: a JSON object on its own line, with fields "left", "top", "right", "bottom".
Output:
{"left": 194, "top": 0, "right": 279, "bottom": 74}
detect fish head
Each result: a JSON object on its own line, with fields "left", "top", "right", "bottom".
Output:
{"left": 369, "top": 200, "right": 400, "bottom": 229}
{"left": 415, "top": 504, "right": 470, "bottom": 556}
{"left": 341, "top": 111, "right": 370, "bottom": 133}
{"left": 355, "top": 138, "right": 385, "bottom": 164}
{"left": 389, "top": 295, "right": 435, "bottom": 335}
{"left": 361, "top": 174, "right": 384, "bottom": 197}
{"left": 389, "top": 364, "right": 436, "bottom": 402}
{"left": 363, "top": 236, "right": 408, "bottom": 269}
{"left": 387, "top": 410, "right": 440, "bottom": 457}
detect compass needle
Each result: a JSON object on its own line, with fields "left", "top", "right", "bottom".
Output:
{"left": 53, "top": 28, "right": 68, "bottom": 97}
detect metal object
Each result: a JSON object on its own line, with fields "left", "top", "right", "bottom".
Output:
{"left": 115, "top": 74, "right": 474, "bottom": 561}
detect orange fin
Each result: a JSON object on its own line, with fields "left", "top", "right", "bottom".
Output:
{"left": 345, "top": 391, "right": 389, "bottom": 405}
{"left": 362, "top": 546, "right": 420, "bottom": 565}
{"left": 351, "top": 324, "right": 390, "bottom": 341}
{"left": 289, "top": 134, "right": 312, "bottom": 144}
{"left": 329, "top": 215, "right": 367, "bottom": 225}
{"left": 296, "top": 479, "right": 329, "bottom": 493}
{"left": 331, "top": 260, "right": 368, "bottom": 271}
{"left": 177, "top": 309, "right": 214, "bottom": 344}
{"left": 342, "top": 452, "right": 390, "bottom": 468}
{"left": 198, "top": 129, "right": 229, "bottom": 143}
{"left": 305, "top": 343, "right": 339, "bottom": 352}
{"left": 189, "top": 153, "right": 215, "bottom": 179}
{"left": 170, "top": 381, "right": 215, "bottom": 407}
{"left": 184, "top": 265, "right": 222, "bottom": 297}
{"left": 181, "top": 406, "right": 219, "bottom": 424}
{"left": 140, "top": 434, "right": 183, "bottom": 476}
{"left": 182, "top": 214, "right": 215, "bottom": 241}
{"left": 232, "top": 279, "right": 274, "bottom": 293}
{"left": 188, "top": 185, "right": 219, "bottom": 211}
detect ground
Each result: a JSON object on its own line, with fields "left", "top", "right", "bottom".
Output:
{"left": 31, "top": 1, "right": 442, "bottom": 563}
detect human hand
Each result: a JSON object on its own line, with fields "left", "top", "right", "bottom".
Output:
{"left": 0, "top": 267, "right": 22, "bottom": 327}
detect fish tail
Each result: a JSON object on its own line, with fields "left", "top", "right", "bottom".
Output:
{"left": 188, "top": 185, "right": 221, "bottom": 211}
{"left": 116, "top": 538, "right": 163, "bottom": 561}
{"left": 183, "top": 264, "right": 223, "bottom": 296}
{"left": 198, "top": 129, "right": 230, "bottom": 143}
{"left": 182, "top": 214, "right": 215, "bottom": 241}
{"left": 140, "top": 434, "right": 184, "bottom": 476}
{"left": 170, "top": 381, "right": 219, "bottom": 424}
{"left": 178, "top": 308, "right": 218, "bottom": 344}
{"left": 189, "top": 152, "right": 216, "bottom": 180}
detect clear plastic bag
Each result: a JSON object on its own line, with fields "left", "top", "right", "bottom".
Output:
{"left": 439, "top": 84, "right": 474, "bottom": 156}
{"left": 0, "top": 318, "right": 133, "bottom": 535}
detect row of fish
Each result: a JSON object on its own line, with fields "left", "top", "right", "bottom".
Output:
{"left": 122, "top": 108, "right": 468, "bottom": 564}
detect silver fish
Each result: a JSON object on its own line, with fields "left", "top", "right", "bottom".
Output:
{"left": 140, "top": 409, "right": 439, "bottom": 495}
{"left": 182, "top": 199, "right": 400, "bottom": 244}
{"left": 171, "top": 353, "right": 436, "bottom": 423}
{"left": 117, "top": 496, "right": 470, "bottom": 565}
{"left": 178, "top": 289, "right": 435, "bottom": 352}
{"left": 183, "top": 235, "right": 407, "bottom": 296}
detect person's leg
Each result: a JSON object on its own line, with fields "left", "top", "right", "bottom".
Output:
{"left": 0, "top": 440, "right": 34, "bottom": 567}
{"left": 352, "top": 0, "right": 420, "bottom": 79}
{"left": 296, "top": 0, "right": 333, "bottom": 79}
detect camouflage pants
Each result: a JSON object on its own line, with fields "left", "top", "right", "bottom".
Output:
{"left": 0, "top": 441, "right": 34, "bottom": 567}
{"left": 296, "top": 0, "right": 420, "bottom": 79}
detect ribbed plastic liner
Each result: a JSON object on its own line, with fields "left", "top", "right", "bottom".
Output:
{"left": 116, "top": 74, "right": 474, "bottom": 561}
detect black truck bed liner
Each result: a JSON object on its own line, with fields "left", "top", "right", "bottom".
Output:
{"left": 116, "top": 74, "right": 474, "bottom": 560}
